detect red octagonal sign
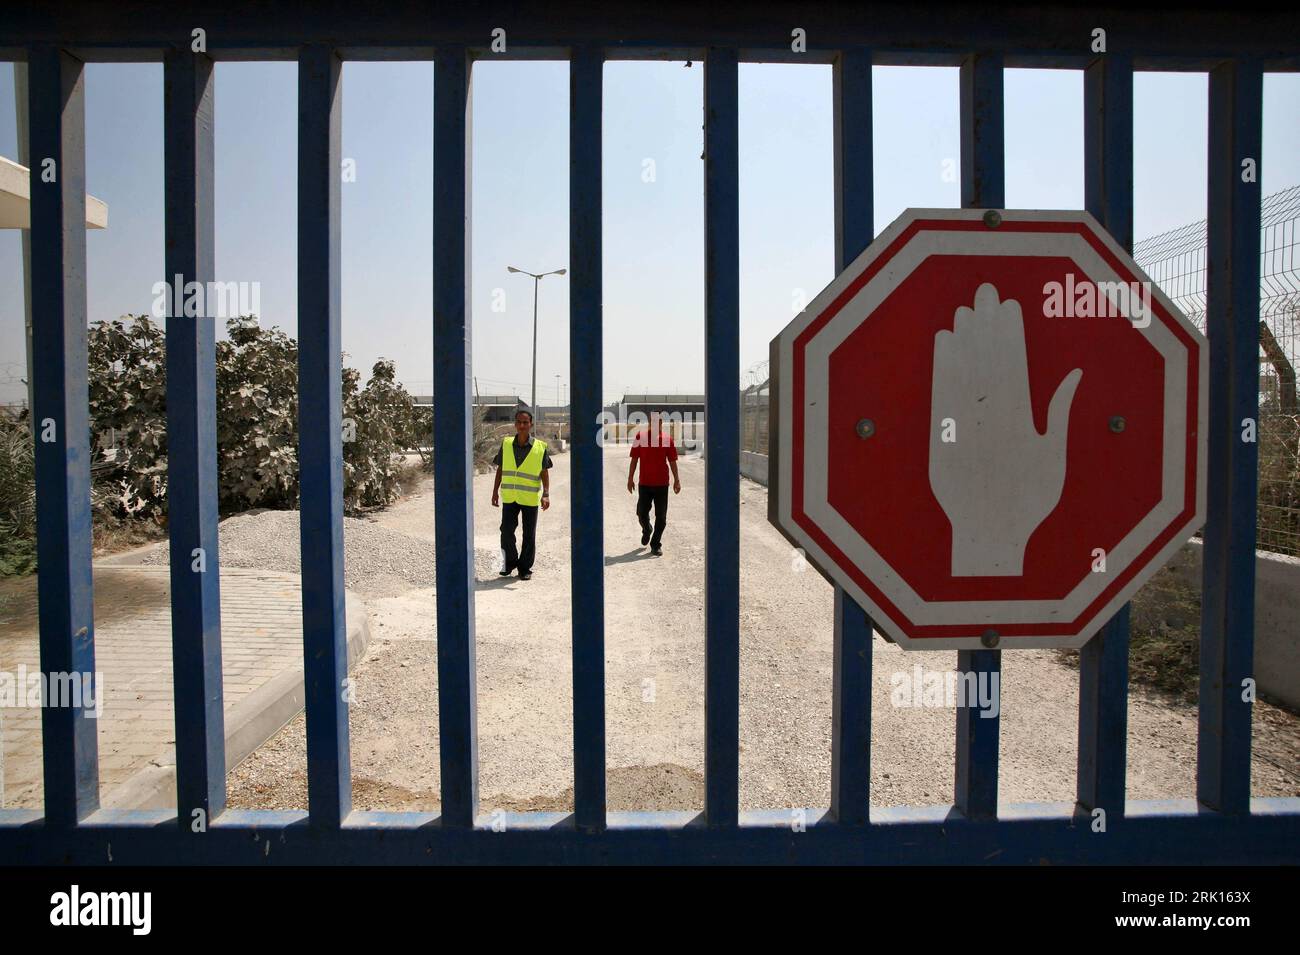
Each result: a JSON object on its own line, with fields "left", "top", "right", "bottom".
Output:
{"left": 769, "top": 209, "right": 1207, "bottom": 650}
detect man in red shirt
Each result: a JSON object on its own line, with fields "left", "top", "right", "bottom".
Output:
{"left": 627, "top": 411, "right": 681, "bottom": 556}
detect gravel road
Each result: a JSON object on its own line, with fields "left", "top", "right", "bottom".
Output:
{"left": 226, "top": 444, "right": 1299, "bottom": 812}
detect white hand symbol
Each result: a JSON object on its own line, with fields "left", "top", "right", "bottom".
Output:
{"left": 929, "top": 282, "right": 1082, "bottom": 577}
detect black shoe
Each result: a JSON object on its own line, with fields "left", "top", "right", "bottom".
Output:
{"left": 519, "top": 571, "right": 533, "bottom": 580}
{"left": 499, "top": 568, "right": 513, "bottom": 577}
{"left": 650, "top": 544, "right": 662, "bottom": 556}
{"left": 641, "top": 528, "right": 651, "bottom": 546}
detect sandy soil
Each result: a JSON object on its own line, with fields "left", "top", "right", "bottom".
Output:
{"left": 226, "top": 444, "right": 1299, "bottom": 812}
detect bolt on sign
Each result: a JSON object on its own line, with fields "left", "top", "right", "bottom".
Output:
{"left": 769, "top": 208, "right": 1208, "bottom": 650}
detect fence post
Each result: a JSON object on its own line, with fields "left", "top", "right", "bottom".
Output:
{"left": 164, "top": 47, "right": 225, "bottom": 827}
{"left": 829, "top": 46, "right": 874, "bottom": 825}
{"left": 704, "top": 46, "right": 740, "bottom": 827}
{"left": 1076, "top": 53, "right": 1134, "bottom": 822}
{"left": 570, "top": 44, "right": 606, "bottom": 831}
{"left": 1199, "top": 57, "right": 1262, "bottom": 816}
{"left": 297, "top": 43, "right": 351, "bottom": 828}
{"left": 954, "top": 51, "right": 1004, "bottom": 821}
{"left": 433, "top": 46, "right": 480, "bottom": 828}
{"left": 28, "top": 45, "right": 98, "bottom": 828}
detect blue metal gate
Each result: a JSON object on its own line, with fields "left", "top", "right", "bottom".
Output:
{"left": 1, "top": 1, "right": 1297, "bottom": 864}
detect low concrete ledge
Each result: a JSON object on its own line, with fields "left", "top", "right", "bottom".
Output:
{"left": 102, "top": 590, "right": 370, "bottom": 811}
{"left": 741, "top": 450, "right": 769, "bottom": 485}
{"left": 1164, "top": 539, "right": 1300, "bottom": 710}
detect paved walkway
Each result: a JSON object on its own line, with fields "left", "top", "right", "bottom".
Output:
{"left": 0, "top": 565, "right": 356, "bottom": 810}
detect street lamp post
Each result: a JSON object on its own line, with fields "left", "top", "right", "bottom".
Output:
{"left": 507, "top": 265, "right": 566, "bottom": 423}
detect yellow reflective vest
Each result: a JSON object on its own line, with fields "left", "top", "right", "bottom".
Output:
{"left": 499, "top": 436, "right": 548, "bottom": 507}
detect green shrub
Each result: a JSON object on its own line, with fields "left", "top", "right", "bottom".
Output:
{"left": 87, "top": 314, "right": 169, "bottom": 520}
{"left": 86, "top": 313, "right": 426, "bottom": 519}
{"left": 0, "top": 413, "right": 37, "bottom": 576}
{"left": 343, "top": 358, "right": 428, "bottom": 509}
{"left": 215, "top": 316, "right": 300, "bottom": 511}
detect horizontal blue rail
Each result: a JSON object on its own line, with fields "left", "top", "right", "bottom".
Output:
{"left": 2, "top": 802, "right": 1298, "bottom": 865}
{"left": 3, "top": 3, "right": 1298, "bottom": 864}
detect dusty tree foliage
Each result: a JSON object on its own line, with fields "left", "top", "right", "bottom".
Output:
{"left": 0, "top": 411, "right": 37, "bottom": 575}
{"left": 85, "top": 313, "right": 429, "bottom": 521}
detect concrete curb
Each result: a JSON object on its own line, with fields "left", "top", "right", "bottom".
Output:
{"left": 102, "top": 590, "right": 371, "bottom": 811}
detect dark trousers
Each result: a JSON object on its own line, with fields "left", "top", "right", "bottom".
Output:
{"left": 500, "top": 501, "right": 539, "bottom": 573}
{"left": 637, "top": 484, "right": 669, "bottom": 546}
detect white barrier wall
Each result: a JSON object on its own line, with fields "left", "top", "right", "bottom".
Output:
{"left": 1165, "top": 539, "right": 1300, "bottom": 710}
{"left": 740, "top": 450, "right": 769, "bottom": 485}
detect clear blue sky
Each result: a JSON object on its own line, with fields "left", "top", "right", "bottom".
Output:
{"left": 1, "top": 61, "right": 1297, "bottom": 406}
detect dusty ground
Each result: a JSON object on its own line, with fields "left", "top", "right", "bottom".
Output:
{"left": 227, "top": 444, "right": 1299, "bottom": 812}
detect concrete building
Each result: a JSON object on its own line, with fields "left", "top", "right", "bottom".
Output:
{"left": 2, "top": 155, "right": 108, "bottom": 411}
{"left": 412, "top": 393, "right": 527, "bottom": 423}
{"left": 619, "top": 393, "right": 705, "bottom": 421}
{"left": 616, "top": 394, "right": 705, "bottom": 448}
{"left": 0, "top": 155, "right": 109, "bottom": 229}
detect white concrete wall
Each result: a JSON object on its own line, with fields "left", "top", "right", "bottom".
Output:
{"left": 740, "top": 450, "right": 768, "bottom": 485}
{"left": 1165, "top": 539, "right": 1300, "bottom": 710}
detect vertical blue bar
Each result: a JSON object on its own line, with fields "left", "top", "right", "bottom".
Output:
{"left": 1083, "top": 56, "right": 1134, "bottom": 252}
{"left": 569, "top": 46, "right": 606, "bottom": 831}
{"left": 829, "top": 48, "right": 873, "bottom": 826}
{"left": 1199, "top": 58, "right": 1262, "bottom": 816}
{"left": 433, "top": 46, "right": 479, "bottom": 828}
{"left": 28, "top": 46, "right": 98, "bottom": 827}
{"left": 1077, "top": 54, "right": 1133, "bottom": 818}
{"left": 703, "top": 47, "right": 740, "bottom": 827}
{"left": 163, "top": 48, "right": 225, "bottom": 824}
{"left": 959, "top": 54, "right": 1004, "bottom": 211}
{"left": 831, "top": 589, "right": 872, "bottom": 824}
{"left": 297, "top": 44, "right": 350, "bottom": 828}
{"left": 954, "top": 52, "right": 1003, "bottom": 821}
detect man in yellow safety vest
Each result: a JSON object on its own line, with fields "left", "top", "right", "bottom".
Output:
{"left": 490, "top": 409, "right": 552, "bottom": 580}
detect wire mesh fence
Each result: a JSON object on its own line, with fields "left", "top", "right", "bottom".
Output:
{"left": 1136, "top": 184, "right": 1300, "bottom": 557}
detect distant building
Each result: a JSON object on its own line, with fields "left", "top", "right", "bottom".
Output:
{"left": 619, "top": 394, "right": 706, "bottom": 422}
{"left": 411, "top": 393, "right": 526, "bottom": 423}
{"left": 617, "top": 394, "right": 706, "bottom": 448}
{"left": 477, "top": 395, "right": 528, "bottom": 422}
